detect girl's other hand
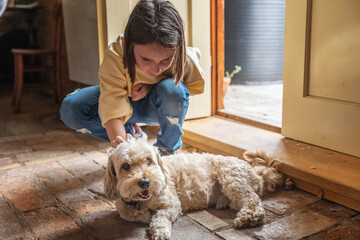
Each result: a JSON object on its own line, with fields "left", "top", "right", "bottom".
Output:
{"left": 111, "top": 133, "right": 133, "bottom": 148}
{"left": 111, "top": 135, "right": 126, "bottom": 148}
{"left": 132, "top": 83, "right": 152, "bottom": 101}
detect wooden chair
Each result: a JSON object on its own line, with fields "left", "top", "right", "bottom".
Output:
{"left": 12, "top": 0, "right": 63, "bottom": 113}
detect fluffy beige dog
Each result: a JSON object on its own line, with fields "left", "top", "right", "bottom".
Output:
{"left": 104, "top": 137, "right": 283, "bottom": 240}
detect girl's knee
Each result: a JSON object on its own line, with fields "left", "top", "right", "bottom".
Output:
{"left": 60, "top": 95, "right": 80, "bottom": 129}
{"left": 60, "top": 87, "right": 99, "bottom": 129}
{"left": 157, "top": 78, "right": 189, "bottom": 104}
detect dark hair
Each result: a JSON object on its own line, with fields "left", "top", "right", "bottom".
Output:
{"left": 123, "top": 0, "right": 185, "bottom": 85}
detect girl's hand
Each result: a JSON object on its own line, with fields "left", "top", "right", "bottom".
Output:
{"left": 111, "top": 135, "right": 126, "bottom": 148}
{"left": 110, "top": 133, "right": 132, "bottom": 148}
{"left": 132, "top": 83, "right": 152, "bottom": 101}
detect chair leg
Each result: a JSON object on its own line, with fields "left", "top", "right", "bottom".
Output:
{"left": 13, "top": 54, "right": 24, "bottom": 113}
{"left": 12, "top": 54, "right": 19, "bottom": 106}
{"left": 55, "top": 53, "right": 62, "bottom": 103}
{"left": 12, "top": 74, "right": 18, "bottom": 106}
{"left": 51, "top": 55, "right": 57, "bottom": 102}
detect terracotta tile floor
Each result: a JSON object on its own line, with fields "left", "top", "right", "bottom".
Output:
{"left": 0, "top": 86, "right": 359, "bottom": 239}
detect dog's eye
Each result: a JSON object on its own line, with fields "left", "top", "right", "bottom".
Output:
{"left": 146, "top": 158, "right": 152, "bottom": 166}
{"left": 122, "top": 163, "right": 130, "bottom": 171}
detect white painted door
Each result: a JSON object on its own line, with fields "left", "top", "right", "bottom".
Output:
{"left": 99, "top": 0, "right": 211, "bottom": 119}
{"left": 282, "top": 0, "right": 360, "bottom": 157}
{"left": 62, "top": 0, "right": 100, "bottom": 85}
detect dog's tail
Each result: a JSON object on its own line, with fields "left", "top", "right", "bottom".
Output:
{"left": 243, "top": 151, "right": 284, "bottom": 192}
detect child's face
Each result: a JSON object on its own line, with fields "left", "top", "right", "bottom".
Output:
{"left": 133, "top": 42, "right": 175, "bottom": 78}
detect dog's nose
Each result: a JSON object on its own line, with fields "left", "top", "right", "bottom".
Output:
{"left": 138, "top": 178, "right": 150, "bottom": 189}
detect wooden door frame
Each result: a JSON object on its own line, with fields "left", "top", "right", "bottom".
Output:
{"left": 210, "top": 0, "right": 225, "bottom": 114}
{"left": 96, "top": 0, "right": 107, "bottom": 64}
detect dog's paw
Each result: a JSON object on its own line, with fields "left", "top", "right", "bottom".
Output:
{"left": 149, "top": 215, "right": 173, "bottom": 240}
{"left": 151, "top": 228, "right": 171, "bottom": 240}
{"left": 215, "top": 195, "right": 230, "bottom": 209}
{"left": 234, "top": 207, "right": 265, "bottom": 228}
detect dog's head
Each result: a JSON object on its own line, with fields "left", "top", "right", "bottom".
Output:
{"left": 104, "top": 136, "right": 169, "bottom": 202}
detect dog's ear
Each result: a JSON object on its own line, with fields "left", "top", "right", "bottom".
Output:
{"left": 155, "top": 149, "right": 171, "bottom": 184}
{"left": 104, "top": 154, "right": 119, "bottom": 200}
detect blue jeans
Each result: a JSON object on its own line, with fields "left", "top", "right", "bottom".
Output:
{"left": 59, "top": 78, "right": 190, "bottom": 151}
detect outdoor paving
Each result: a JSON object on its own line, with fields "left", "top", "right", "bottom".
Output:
{"left": 0, "top": 87, "right": 359, "bottom": 239}
{"left": 223, "top": 84, "right": 283, "bottom": 128}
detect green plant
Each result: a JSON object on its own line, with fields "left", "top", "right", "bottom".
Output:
{"left": 225, "top": 65, "right": 242, "bottom": 78}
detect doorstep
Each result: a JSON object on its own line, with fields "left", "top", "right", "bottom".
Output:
{"left": 181, "top": 116, "right": 360, "bottom": 211}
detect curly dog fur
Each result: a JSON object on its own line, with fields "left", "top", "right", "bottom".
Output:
{"left": 104, "top": 137, "right": 283, "bottom": 240}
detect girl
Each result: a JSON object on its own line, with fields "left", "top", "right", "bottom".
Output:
{"left": 60, "top": 0, "right": 205, "bottom": 156}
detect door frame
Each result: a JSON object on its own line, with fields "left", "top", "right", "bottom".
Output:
{"left": 210, "top": 0, "right": 225, "bottom": 114}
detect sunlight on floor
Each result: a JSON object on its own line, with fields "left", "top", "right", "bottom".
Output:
{"left": 223, "top": 84, "right": 283, "bottom": 127}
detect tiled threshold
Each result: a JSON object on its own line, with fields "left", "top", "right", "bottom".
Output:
{"left": 180, "top": 116, "right": 360, "bottom": 212}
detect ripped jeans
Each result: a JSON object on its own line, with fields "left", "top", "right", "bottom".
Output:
{"left": 59, "top": 78, "right": 190, "bottom": 151}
